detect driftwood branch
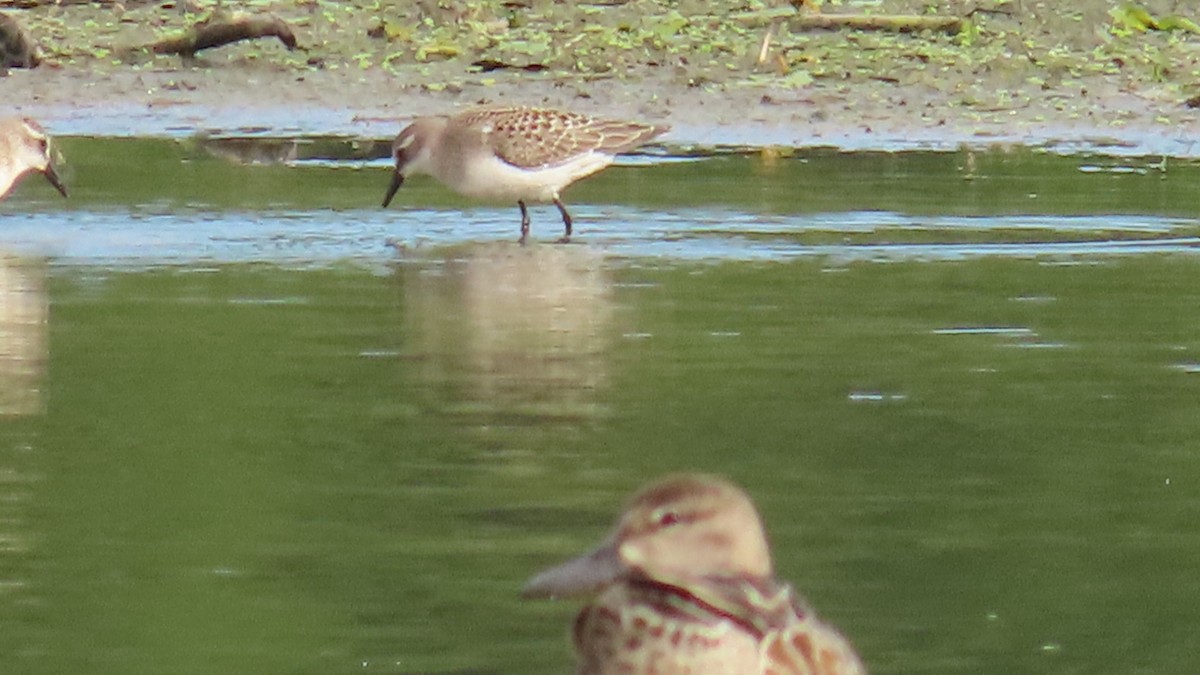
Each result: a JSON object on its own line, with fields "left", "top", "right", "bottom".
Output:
{"left": 144, "top": 13, "right": 298, "bottom": 57}
{"left": 1, "top": 1, "right": 112, "bottom": 6}
{"left": 793, "top": 13, "right": 963, "bottom": 34}
{"left": 736, "top": 9, "right": 962, "bottom": 34}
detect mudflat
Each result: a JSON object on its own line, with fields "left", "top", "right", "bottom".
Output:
{"left": 3, "top": 0, "right": 1200, "bottom": 154}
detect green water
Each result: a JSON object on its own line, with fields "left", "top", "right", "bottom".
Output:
{"left": 1, "top": 139, "right": 1199, "bottom": 674}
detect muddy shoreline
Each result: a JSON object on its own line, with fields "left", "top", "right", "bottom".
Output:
{"left": 9, "top": 65, "right": 1199, "bottom": 157}
{"left": 4, "top": 2, "right": 1200, "bottom": 155}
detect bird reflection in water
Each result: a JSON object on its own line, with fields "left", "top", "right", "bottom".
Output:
{"left": 400, "top": 242, "right": 614, "bottom": 425}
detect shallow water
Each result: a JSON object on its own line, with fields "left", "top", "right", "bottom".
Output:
{"left": 2, "top": 138, "right": 1199, "bottom": 674}
{"left": 32, "top": 103, "right": 1200, "bottom": 158}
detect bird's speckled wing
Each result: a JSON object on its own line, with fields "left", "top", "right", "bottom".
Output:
{"left": 457, "top": 106, "right": 668, "bottom": 170}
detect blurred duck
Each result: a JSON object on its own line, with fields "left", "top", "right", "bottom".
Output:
{"left": 523, "top": 474, "right": 867, "bottom": 675}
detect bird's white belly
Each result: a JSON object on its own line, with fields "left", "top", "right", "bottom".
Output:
{"left": 435, "top": 152, "right": 613, "bottom": 203}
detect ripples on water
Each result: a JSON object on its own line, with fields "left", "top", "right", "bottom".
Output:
{"left": 2, "top": 136, "right": 1197, "bottom": 267}
{"left": 0, "top": 209, "right": 1197, "bottom": 268}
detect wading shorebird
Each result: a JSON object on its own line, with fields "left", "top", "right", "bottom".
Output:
{"left": 0, "top": 117, "right": 67, "bottom": 201}
{"left": 381, "top": 106, "right": 668, "bottom": 244}
{"left": 522, "top": 474, "right": 867, "bottom": 675}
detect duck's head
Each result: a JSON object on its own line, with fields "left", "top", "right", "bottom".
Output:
{"left": 522, "top": 474, "right": 774, "bottom": 599}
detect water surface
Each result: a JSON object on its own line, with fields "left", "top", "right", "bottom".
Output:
{"left": 1, "top": 139, "right": 1199, "bottom": 674}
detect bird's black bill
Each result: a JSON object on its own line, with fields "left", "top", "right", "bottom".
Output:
{"left": 43, "top": 164, "right": 68, "bottom": 198}
{"left": 381, "top": 171, "right": 405, "bottom": 208}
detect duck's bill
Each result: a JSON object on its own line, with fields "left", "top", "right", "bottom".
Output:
{"left": 521, "top": 542, "right": 624, "bottom": 599}
{"left": 381, "top": 171, "right": 404, "bottom": 208}
{"left": 43, "top": 164, "right": 67, "bottom": 198}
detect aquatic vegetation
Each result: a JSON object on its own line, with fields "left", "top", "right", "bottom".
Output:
{"left": 6, "top": 0, "right": 1200, "bottom": 133}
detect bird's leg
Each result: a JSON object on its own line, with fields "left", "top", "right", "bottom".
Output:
{"left": 518, "top": 200, "right": 531, "bottom": 245}
{"left": 553, "top": 197, "right": 573, "bottom": 243}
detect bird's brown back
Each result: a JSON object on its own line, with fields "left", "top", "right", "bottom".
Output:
{"left": 455, "top": 106, "right": 668, "bottom": 170}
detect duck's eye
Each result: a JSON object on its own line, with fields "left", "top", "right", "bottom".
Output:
{"left": 656, "top": 510, "right": 682, "bottom": 528}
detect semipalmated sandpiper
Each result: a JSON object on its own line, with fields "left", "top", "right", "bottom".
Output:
{"left": 0, "top": 117, "right": 67, "bottom": 201}
{"left": 382, "top": 106, "right": 667, "bottom": 243}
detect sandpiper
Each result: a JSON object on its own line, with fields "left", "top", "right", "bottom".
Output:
{"left": 523, "top": 474, "right": 867, "bottom": 675}
{"left": 0, "top": 117, "right": 67, "bottom": 201}
{"left": 381, "top": 106, "right": 668, "bottom": 243}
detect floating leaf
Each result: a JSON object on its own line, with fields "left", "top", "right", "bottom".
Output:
{"left": 505, "top": 39, "right": 550, "bottom": 57}
{"left": 955, "top": 18, "right": 978, "bottom": 47}
{"left": 1109, "top": 3, "right": 1200, "bottom": 34}
{"left": 648, "top": 10, "right": 688, "bottom": 41}
{"left": 1110, "top": 3, "right": 1158, "bottom": 31}
{"left": 387, "top": 24, "right": 413, "bottom": 41}
{"left": 779, "top": 68, "right": 813, "bottom": 88}
{"left": 1157, "top": 15, "right": 1200, "bottom": 33}
{"left": 416, "top": 42, "right": 461, "bottom": 61}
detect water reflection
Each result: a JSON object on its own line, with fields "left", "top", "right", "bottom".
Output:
{"left": 401, "top": 243, "right": 613, "bottom": 425}
{"left": 193, "top": 135, "right": 389, "bottom": 166}
{"left": 198, "top": 137, "right": 301, "bottom": 165}
{"left": 0, "top": 256, "right": 46, "bottom": 417}
{"left": 0, "top": 254, "right": 45, "bottom": 658}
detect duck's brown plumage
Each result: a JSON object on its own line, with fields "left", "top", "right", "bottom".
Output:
{"left": 523, "top": 474, "right": 867, "bottom": 675}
